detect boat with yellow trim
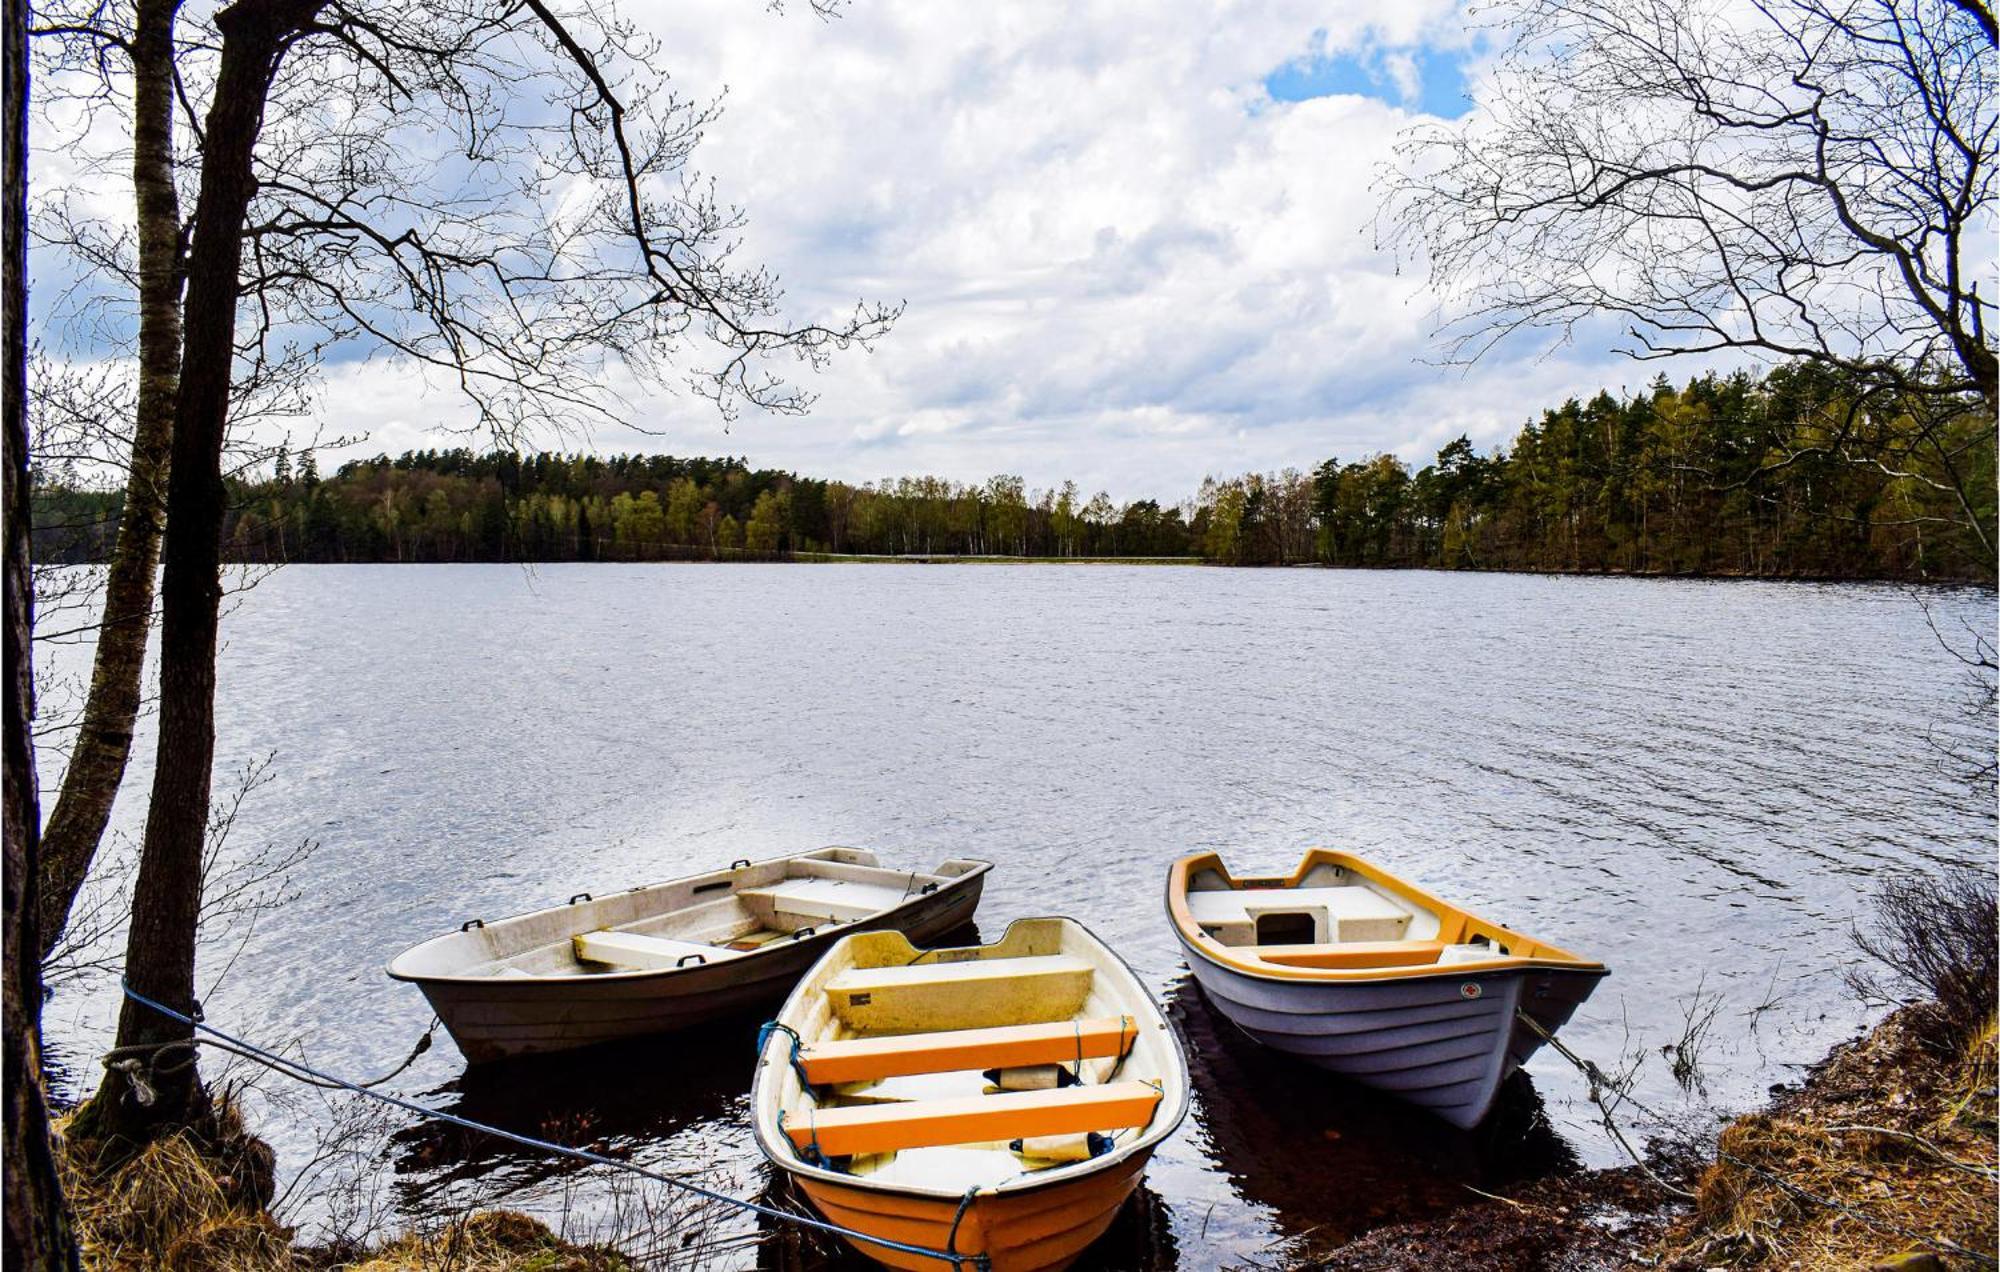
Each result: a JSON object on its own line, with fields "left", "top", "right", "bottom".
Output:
{"left": 750, "top": 917, "right": 1188, "bottom": 1272}
{"left": 1166, "top": 850, "right": 1607, "bottom": 1129}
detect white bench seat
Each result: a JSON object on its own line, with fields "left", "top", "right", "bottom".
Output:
{"left": 739, "top": 876, "right": 897, "bottom": 924}
{"left": 1187, "top": 885, "right": 1414, "bottom": 944}
{"left": 572, "top": 930, "right": 739, "bottom": 971}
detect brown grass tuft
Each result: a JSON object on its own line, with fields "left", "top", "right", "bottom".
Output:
{"left": 55, "top": 1105, "right": 298, "bottom": 1271}
{"left": 340, "top": 1210, "right": 633, "bottom": 1271}
{"left": 1660, "top": 1008, "right": 1999, "bottom": 1270}
{"left": 55, "top": 1092, "right": 638, "bottom": 1270}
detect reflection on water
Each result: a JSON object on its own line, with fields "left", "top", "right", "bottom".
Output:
{"left": 33, "top": 565, "right": 1994, "bottom": 1266}
{"left": 1168, "top": 976, "right": 1579, "bottom": 1256}
{"left": 388, "top": 1017, "right": 760, "bottom": 1215}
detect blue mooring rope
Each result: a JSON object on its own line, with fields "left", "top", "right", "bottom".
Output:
{"left": 118, "top": 980, "right": 987, "bottom": 1269}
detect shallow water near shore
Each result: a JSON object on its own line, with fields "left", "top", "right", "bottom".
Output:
{"left": 37, "top": 564, "right": 1994, "bottom": 1267}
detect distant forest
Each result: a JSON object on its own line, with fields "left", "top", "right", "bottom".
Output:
{"left": 32, "top": 363, "right": 1995, "bottom": 580}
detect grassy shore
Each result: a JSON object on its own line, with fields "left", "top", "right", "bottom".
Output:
{"left": 53, "top": 1098, "right": 639, "bottom": 1271}
{"left": 1289, "top": 1004, "right": 1997, "bottom": 1272}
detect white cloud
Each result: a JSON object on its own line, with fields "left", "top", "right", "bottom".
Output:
{"left": 36, "top": 0, "right": 1761, "bottom": 502}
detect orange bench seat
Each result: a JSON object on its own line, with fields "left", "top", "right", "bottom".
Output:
{"left": 798, "top": 1017, "right": 1138, "bottom": 1086}
{"left": 1254, "top": 940, "right": 1449, "bottom": 970}
{"left": 785, "top": 1081, "right": 1161, "bottom": 1157}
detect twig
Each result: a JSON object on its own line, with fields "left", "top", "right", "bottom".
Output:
{"left": 1824, "top": 1123, "right": 2000, "bottom": 1179}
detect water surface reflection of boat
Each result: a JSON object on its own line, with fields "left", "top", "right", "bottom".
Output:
{"left": 388, "top": 1021, "right": 754, "bottom": 1211}
{"left": 1167, "top": 975, "right": 1581, "bottom": 1256}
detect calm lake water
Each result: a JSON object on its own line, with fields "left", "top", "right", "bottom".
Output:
{"left": 37, "top": 565, "right": 1995, "bottom": 1268}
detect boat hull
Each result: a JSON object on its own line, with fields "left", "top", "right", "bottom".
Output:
{"left": 414, "top": 876, "right": 984, "bottom": 1063}
{"left": 793, "top": 1149, "right": 1153, "bottom": 1272}
{"left": 1176, "top": 927, "right": 1602, "bottom": 1128}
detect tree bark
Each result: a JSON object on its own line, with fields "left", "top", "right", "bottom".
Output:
{"left": 4, "top": 0, "right": 84, "bottom": 1255}
{"left": 36, "top": 0, "right": 185, "bottom": 966}
{"left": 80, "top": 0, "right": 326, "bottom": 1148}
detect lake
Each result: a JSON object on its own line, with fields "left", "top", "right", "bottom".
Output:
{"left": 36, "top": 564, "right": 1995, "bottom": 1268}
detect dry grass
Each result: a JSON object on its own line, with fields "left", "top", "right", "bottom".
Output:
{"left": 329, "top": 1211, "right": 633, "bottom": 1271}
{"left": 1659, "top": 1008, "right": 1998, "bottom": 1270}
{"left": 56, "top": 1095, "right": 291, "bottom": 1271}
{"left": 55, "top": 1094, "right": 639, "bottom": 1271}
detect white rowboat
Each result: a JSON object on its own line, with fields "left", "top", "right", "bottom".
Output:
{"left": 388, "top": 847, "right": 991, "bottom": 1063}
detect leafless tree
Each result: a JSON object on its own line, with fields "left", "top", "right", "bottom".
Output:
{"left": 1385, "top": 0, "right": 1996, "bottom": 408}
{"left": 68, "top": 0, "right": 897, "bottom": 1152}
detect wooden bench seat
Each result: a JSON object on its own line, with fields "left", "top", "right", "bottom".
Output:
{"left": 785, "top": 1081, "right": 1161, "bottom": 1157}
{"left": 797, "top": 1017, "right": 1137, "bottom": 1086}
{"left": 1254, "top": 940, "right": 1447, "bottom": 970}
{"left": 824, "top": 955, "right": 1095, "bottom": 1032}
{"left": 572, "top": 930, "right": 737, "bottom": 971}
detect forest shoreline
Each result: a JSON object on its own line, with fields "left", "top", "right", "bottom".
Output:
{"left": 162, "top": 553, "right": 1998, "bottom": 587}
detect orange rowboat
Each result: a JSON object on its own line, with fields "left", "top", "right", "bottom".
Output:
{"left": 751, "top": 918, "right": 1188, "bottom": 1272}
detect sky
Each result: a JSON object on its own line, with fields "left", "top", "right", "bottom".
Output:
{"left": 33, "top": 0, "right": 1750, "bottom": 502}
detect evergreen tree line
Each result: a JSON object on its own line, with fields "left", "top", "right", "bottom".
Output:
{"left": 32, "top": 364, "right": 1995, "bottom": 579}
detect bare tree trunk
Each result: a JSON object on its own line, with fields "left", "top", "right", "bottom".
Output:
{"left": 36, "top": 0, "right": 185, "bottom": 966}
{"left": 78, "top": 0, "right": 326, "bottom": 1149}
{"left": 4, "top": 0, "right": 83, "bottom": 1254}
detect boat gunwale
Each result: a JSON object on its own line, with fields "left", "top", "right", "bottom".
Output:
{"left": 1166, "top": 850, "right": 1609, "bottom": 985}
{"left": 384, "top": 851, "right": 994, "bottom": 986}
{"left": 750, "top": 915, "right": 1191, "bottom": 1204}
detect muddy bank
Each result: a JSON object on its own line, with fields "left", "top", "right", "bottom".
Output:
{"left": 1287, "top": 1006, "right": 1996, "bottom": 1272}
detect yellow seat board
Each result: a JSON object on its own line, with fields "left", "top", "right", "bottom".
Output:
{"left": 824, "top": 954, "right": 1094, "bottom": 1032}
{"left": 798, "top": 1016, "right": 1136, "bottom": 1086}
{"left": 785, "top": 1081, "right": 1160, "bottom": 1157}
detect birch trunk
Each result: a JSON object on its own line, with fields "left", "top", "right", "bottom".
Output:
{"left": 36, "top": 0, "right": 184, "bottom": 966}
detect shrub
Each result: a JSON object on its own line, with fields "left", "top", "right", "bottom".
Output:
{"left": 1849, "top": 869, "right": 1998, "bottom": 1054}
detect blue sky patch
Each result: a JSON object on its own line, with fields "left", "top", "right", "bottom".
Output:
{"left": 1264, "top": 42, "right": 1473, "bottom": 119}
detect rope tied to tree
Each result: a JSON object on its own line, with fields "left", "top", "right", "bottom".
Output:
{"left": 115, "top": 980, "right": 979, "bottom": 1266}
{"left": 102, "top": 1013, "right": 440, "bottom": 1097}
